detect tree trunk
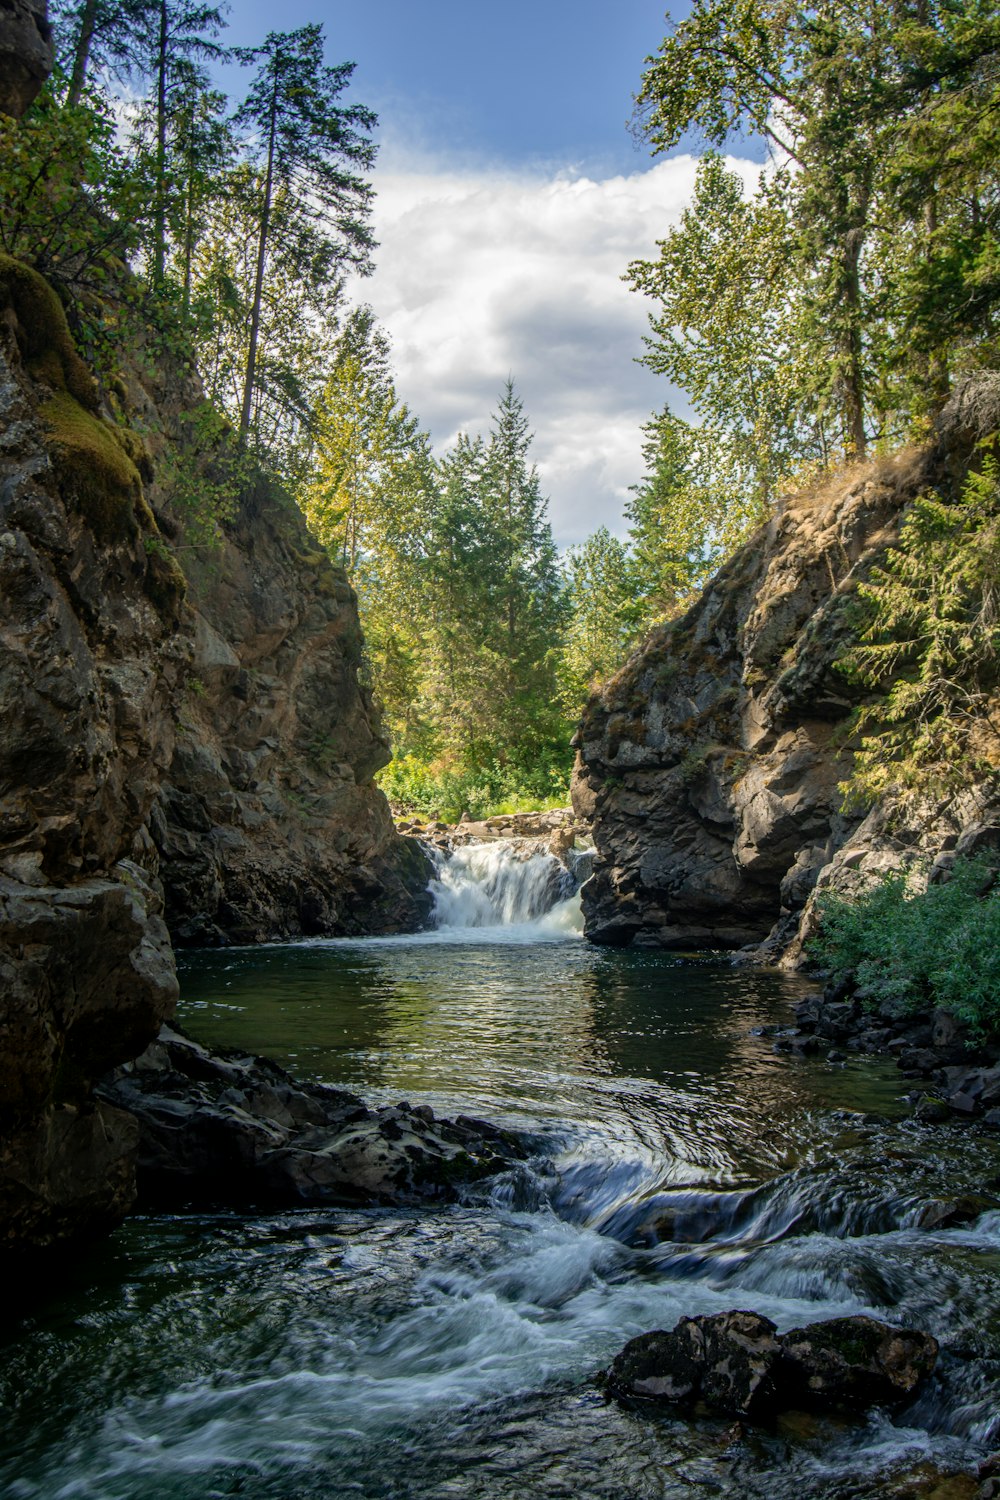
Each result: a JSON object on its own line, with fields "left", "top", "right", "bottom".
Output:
{"left": 239, "top": 63, "right": 280, "bottom": 447}
{"left": 67, "top": 0, "right": 99, "bottom": 107}
{"left": 840, "top": 227, "right": 867, "bottom": 460}
{"left": 153, "top": 0, "right": 168, "bottom": 288}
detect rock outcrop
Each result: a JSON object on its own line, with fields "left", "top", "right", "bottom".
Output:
{"left": 575, "top": 391, "right": 999, "bottom": 957}
{"left": 605, "top": 1310, "right": 938, "bottom": 1420}
{"left": 100, "top": 1026, "right": 526, "bottom": 1209}
{"left": 0, "top": 250, "right": 429, "bottom": 1259}
{"left": 0, "top": 0, "right": 51, "bottom": 118}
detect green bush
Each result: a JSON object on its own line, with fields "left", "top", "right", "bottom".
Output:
{"left": 377, "top": 753, "right": 570, "bottom": 822}
{"left": 809, "top": 854, "right": 1000, "bottom": 1032}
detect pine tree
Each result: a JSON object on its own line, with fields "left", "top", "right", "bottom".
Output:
{"left": 233, "top": 26, "right": 377, "bottom": 446}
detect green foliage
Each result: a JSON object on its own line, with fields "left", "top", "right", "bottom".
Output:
{"left": 626, "top": 158, "right": 821, "bottom": 524}
{"left": 838, "top": 450, "right": 1000, "bottom": 803}
{"left": 158, "top": 400, "right": 246, "bottom": 546}
{"left": 233, "top": 25, "right": 377, "bottom": 443}
{"left": 559, "top": 528, "right": 643, "bottom": 707}
{"left": 0, "top": 88, "right": 141, "bottom": 288}
{"left": 636, "top": 0, "right": 1000, "bottom": 453}
{"left": 377, "top": 753, "right": 571, "bottom": 823}
{"left": 809, "top": 855, "right": 1000, "bottom": 1033}
{"left": 627, "top": 0, "right": 1000, "bottom": 612}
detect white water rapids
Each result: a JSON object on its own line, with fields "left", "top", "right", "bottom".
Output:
{"left": 427, "top": 839, "right": 588, "bottom": 939}
{"left": 7, "top": 838, "right": 1000, "bottom": 1499}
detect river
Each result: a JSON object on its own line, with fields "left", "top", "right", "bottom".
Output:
{"left": 3, "top": 843, "right": 1000, "bottom": 1498}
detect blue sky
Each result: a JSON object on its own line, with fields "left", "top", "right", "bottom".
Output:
{"left": 223, "top": 1, "right": 683, "bottom": 175}
{"left": 217, "top": 3, "right": 754, "bottom": 547}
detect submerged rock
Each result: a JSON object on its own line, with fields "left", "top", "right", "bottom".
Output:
{"left": 605, "top": 1310, "right": 938, "bottom": 1420}
{"left": 99, "top": 1026, "right": 527, "bottom": 1209}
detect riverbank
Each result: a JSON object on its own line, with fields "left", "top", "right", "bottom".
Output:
{"left": 774, "top": 979, "right": 1000, "bottom": 1129}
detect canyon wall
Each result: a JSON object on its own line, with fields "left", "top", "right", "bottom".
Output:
{"left": 0, "top": 240, "right": 428, "bottom": 1263}
{"left": 574, "top": 384, "right": 1000, "bottom": 960}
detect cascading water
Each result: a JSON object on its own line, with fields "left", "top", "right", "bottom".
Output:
{"left": 5, "top": 839, "right": 1000, "bottom": 1500}
{"left": 428, "top": 838, "right": 586, "bottom": 936}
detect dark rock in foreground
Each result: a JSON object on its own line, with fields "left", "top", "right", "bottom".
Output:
{"left": 99, "top": 1026, "right": 526, "bottom": 1209}
{"left": 605, "top": 1310, "right": 938, "bottom": 1420}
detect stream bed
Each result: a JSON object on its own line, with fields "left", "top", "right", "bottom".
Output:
{"left": 4, "top": 849, "right": 1000, "bottom": 1498}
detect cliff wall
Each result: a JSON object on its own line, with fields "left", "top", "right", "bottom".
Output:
{"left": 0, "top": 257, "right": 429, "bottom": 1263}
{"left": 574, "top": 387, "right": 1000, "bottom": 959}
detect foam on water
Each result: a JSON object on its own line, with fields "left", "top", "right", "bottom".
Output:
{"left": 429, "top": 839, "right": 583, "bottom": 935}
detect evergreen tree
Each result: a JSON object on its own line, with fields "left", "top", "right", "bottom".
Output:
{"left": 560, "top": 529, "right": 642, "bottom": 709}
{"left": 52, "top": 0, "right": 148, "bottom": 105}
{"left": 137, "top": 0, "right": 226, "bottom": 289}
{"left": 233, "top": 25, "right": 377, "bottom": 446}
{"left": 634, "top": 0, "right": 1000, "bottom": 456}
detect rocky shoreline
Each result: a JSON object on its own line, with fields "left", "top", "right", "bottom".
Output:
{"left": 772, "top": 979, "right": 1000, "bottom": 1128}
{"left": 98, "top": 1025, "right": 529, "bottom": 1211}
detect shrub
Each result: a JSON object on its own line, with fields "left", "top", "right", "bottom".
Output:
{"left": 809, "top": 854, "right": 1000, "bottom": 1032}
{"left": 378, "top": 753, "right": 570, "bottom": 822}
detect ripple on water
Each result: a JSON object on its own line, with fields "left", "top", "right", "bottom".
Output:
{"left": 3, "top": 936, "right": 999, "bottom": 1497}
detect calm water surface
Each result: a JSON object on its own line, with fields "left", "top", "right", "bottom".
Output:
{"left": 3, "top": 918, "right": 1000, "bottom": 1499}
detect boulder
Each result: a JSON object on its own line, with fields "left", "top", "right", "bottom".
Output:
{"left": 607, "top": 1310, "right": 783, "bottom": 1418}
{"left": 99, "top": 1026, "right": 526, "bottom": 1209}
{"left": 0, "top": 0, "right": 52, "bottom": 118}
{"left": 778, "top": 1315, "right": 938, "bottom": 1410}
{"left": 605, "top": 1311, "right": 937, "bottom": 1421}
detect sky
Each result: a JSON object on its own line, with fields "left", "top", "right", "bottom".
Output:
{"left": 222, "top": 1, "right": 735, "bottom": 547}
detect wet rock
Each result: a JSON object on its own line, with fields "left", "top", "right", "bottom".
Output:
{"left": 913, "top": 1094, "right": 951, "bottom": 1124}
{"left": 777, "top": 1316, "right": 938, "bottom": 1409}
{"left": 607, "top": 1311, "right": 782, "bottom": 1418}
{"left": 914, "top": 1195, "right": 996, "bottom": 1230}
{"left": 605, "top": 1311, "right": 937, "bottom": 1421}
{"left": 99, "top": 1026, "right": 526, "bottom": 1209}
{"left": 605, "top": 1320, "right": 707, "bottom": 1405}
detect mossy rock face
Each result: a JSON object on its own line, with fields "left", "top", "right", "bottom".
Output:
{"left": 143, "top": 543, "right": 187, "bottom": 622}
{"left": 41, "top": 390, "right": 145, "bottom": 544}
{"left": 0, "top": 252, "right": 97, "bottom": 411}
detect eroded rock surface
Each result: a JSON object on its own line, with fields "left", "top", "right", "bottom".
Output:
{"left": 575, "top": 389, "right": 1000, "bottom": 957}
{"left": 0, "top": 253, "right": 429, "bottom": 1260}
{"left": 605, "top": 1310, "right": 938, "bottom": 1419}
{"left": 0, "top": 0, "right": 51, "bottom": 117}
{"left": 100, "top": 1027, "right": 526, "bottom": 1208}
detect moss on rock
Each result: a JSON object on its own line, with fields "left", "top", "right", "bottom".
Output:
{"left": 0, "top": 252, "right": 97, "bottom": 411}
{"left": 40, "top": 390, "right": 144, "bottom": 543}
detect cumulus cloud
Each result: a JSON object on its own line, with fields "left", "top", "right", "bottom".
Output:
{"left": 351, "top": 149, "right": 757, "bottom": 548}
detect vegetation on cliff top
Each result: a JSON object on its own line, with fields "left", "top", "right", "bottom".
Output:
{"left": 5, "top": 2, "right": 1000, "bottom": 816}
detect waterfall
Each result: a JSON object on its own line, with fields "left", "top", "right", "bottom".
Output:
{"left": 429, "top": 840, "right": 585, "bottom": 935}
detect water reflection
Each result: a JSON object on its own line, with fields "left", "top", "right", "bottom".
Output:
{"left": 178, "top": 940, "right": 904, "bottom": 1222}
{"left": 4, "top": 935, "right": 1000, "bottom": 1499}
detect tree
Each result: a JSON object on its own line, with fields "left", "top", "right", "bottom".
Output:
{"left": 307, "top": 307, "right": 430, "bottom": 569}
{"left": 626, "top": 155, "right": 821, "bottom": 535}
{"left": 138, "top": 0, "right": 226, "bottom": 289}
{"left": 52, "top": 0, "right": 148, "bottom": 105}
{"left": 635, "top": 1, "right": 1000, "bottom": 455}
{"left": 559, "top": 529, "right": 642, "bottom": 710}
{"left": 233, "top": 25, "right": 377, "bottom": 446}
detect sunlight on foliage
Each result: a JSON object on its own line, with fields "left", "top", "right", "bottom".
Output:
{"left": 810, "top": 855, "right": 1000, "bottom": 1033}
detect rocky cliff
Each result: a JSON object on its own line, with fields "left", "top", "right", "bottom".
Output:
{"left": 574, "top": 385, "right": 1000, "bottom": 959}
{"left": 0, "top": 223, "right": 429, "bottom": 1259}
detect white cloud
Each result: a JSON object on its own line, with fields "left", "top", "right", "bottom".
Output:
{"left": 351, "top": 148, "right": 758, "bottom": 549}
